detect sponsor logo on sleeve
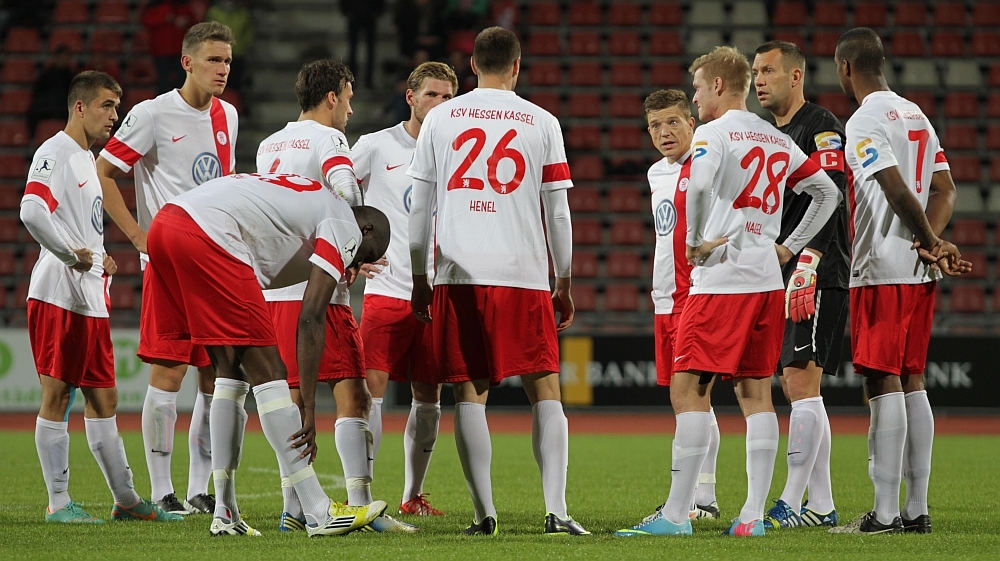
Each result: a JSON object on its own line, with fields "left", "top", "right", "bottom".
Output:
{"left": 856, "top": 138, "right": 878, "bottom": 168}
{"left": 191, "top": 152, "right": 223, "bottom": 185}
{"left": 30, "top": 158, "right": 55, "bottom": 181}
{"left": 654, "top": 199, "right": 677, "bottom": 236}
{"left": 814, "top": 131, "right": 842, "bottom": 151}
{"left": 117, "top": 112, "right": 137, "bottom": 137}
{"left": 693, "top": 141, "right": 708, "bottom": 159}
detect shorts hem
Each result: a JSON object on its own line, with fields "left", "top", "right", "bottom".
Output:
{"left": 137, "top": 351, "right": 205, "bottom": 366}
{"left": 853, "top": 361, "right": 903, "bottom": 376}
{"left": 38, "top": 371, "right": 116, "bottom": 389}
{"left": 190, "top": 337, "right": 278, "bottom": 347}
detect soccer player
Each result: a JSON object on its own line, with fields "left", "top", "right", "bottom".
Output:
{"left": 22, "top": 71, "right": 179, "bottom": 524}
{"left": 256, "top": 60, "right": 412, "bottom": 533}
{"left": 751, "top": 41, "right": 849, "bottom": 530}
{"left": 408, "top": 27, "right": 588, "bottom": 536}
{"left": 96, "top": 21, "right": 239, "bottom": 515}
{"left": 643, "top": 89, "right": 720, "bottom": 521}
{"left": 831, "top": 28, "right": 969, "bottom": 535}
{"left": 617, "top": 46, "right": 839, "bottom": 538}
{"left": 143, "top": 172, "right": 391, "bottom": 536}
{"left": 353, "top": 61, "right": 457, "bottom": 517}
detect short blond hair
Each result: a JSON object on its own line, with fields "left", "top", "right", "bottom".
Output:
{"left": 689, "top": 46, "right": 752, "bottom": 98}
{"left": 407, "top": 62, "right": 459, "bottom": 95}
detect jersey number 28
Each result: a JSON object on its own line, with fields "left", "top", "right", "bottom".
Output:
{"left": 448, "top": 128, "right": 526, "bottom": 194}
{"left": 734, "top": 147, "right": 788, "bottom": 215}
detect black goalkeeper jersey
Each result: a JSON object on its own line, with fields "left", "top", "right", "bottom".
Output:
{"left": 775, "top": 102, "right": 850, "bottom": 290}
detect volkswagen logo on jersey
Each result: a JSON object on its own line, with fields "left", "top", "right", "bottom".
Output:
{"left": 191, "top": 152, "right": 223, "bottom": 185}
{"left": 91, "top": 196, "right": 104, "bottom": 235}
{"left": 404, "top": 185, "right": 413, "bottom": 213}
{"left": 654, "top": 199, "right": 677, "bottom": 236}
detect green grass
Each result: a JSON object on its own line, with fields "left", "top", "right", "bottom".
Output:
{"left": 1, "top": 428, "right": 998, "bottom": 560}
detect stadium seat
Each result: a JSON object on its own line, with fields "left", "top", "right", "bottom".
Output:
{"left": 931, "top": 31, "right": 964, "bottom": 57}
{"left": 527, "top": 62, "right": 561, "bottom": 87}
{"left": 0, "top": 185, "right": 21, "bottom": 210}
{"left": 608, "top": 3, "right": 640, "bottom": 26}
{"left": 87, "top": 56, "right": 121, "bottom": 82}
{"left": 572, "top": 251, "right": 599, "bottom": 278}
{"left": 568, "top": 186, "right": 601, "bottom": 213}
{"left": 0, "top": 120, "right": 29, "bottom": 147}
{"left": 689, "top": 1, "right": 726, "bottom": 25}
{"left": 119, "top": 185, "right": 137, "bottom": 211}
{"left": 971, "top": 32, "right": 1000, "bottom": 57}
{"left": 688, "top": 30, "right": 724, "bottom": 55}
{"left": 948, "top": 155, "right": 982, "bottom": 183}
{"left": 608, "top": 126, "right": 643, "bottom": 150}
{"left": 990, "top": 66, "right": 1000, "bottom": 88}
{"left": 813, "top": 60, "right": 841, "bottom": 87}
{"left": 732, "top": 1, "right": 768, "bottom": 26}
{"left": 48, "top": 28, "right": 84, "bottom": 54}
{"left": 607, "top": 186, "right": 643, "bottom": 213}
{"left": 4, "top": 27, "right": 41, "bottom": 53}
{"left": 649, "top": 2, "right": 682, "bottom": 26}
{"left": 891, "top": 31, "right": 926, "bottom": 57}
{"left": 933, "top": 1, "right": 967, "bottom": 26}
{"left": 53, "top": 0, "right": 90, "bottom": 24}
{"left": 574, "top": 283, "right": 597, "bottom": 312}
{"left": 944, "top": 61, "right": 982, "bottom": 88}
{"left": 992, "top": 156, "right": 1000, "bottom": 182}
{"left": 609, "top": 62, "right": 642, "bottom": 87}
{"left": 109, "top": 283, "right": 137, "bottom": 310}
{"left": 95, "top": 0, "right": 131, "bottom": 24}
{"left": 125, "top": 57, "right": 158, "bottom": 86}
{"left": 0, "top": 89, "right": 32, "bottom": 114}
{"left": 606, "top": 251, "right": 642, "bottom": 279}
{"left": 973, "top": 2, "right": 1000, "bottom": 25}
{"left": 527, "top": 31, "right": 560, "bottom": 57}
{"left": 528, "top": 2, "right": 561, "bottom": 25}
{"left": 572, "top": 218, "right": 603, "bottom": 245}
{"left": 33, "top": 119, "right": 65, "bottom": 146}
{"left": 731, "top": 30, "right": 765, "bottom": 55}
{"left": 944, "top": 92, "right": 979, "bottom": 118}
{"left": 571, "top": 155, "right": 604, "bottom": 181}
{"left": 0, "top": 249, "right": 14, "bottom": 277}
{"left": 0, "top": 217, "right": 20, "bottom": 242}
{"left": 609, "top": 31, "right": 640, "bottom": 56}
{"left": 770, "top": 31, "right": 804, "bottom": 49}
{"left": 608, "top": 93, "right": 643, "bottom": 118}
{"left": 986, "top": 124, "right": 1000, "bottom": 150}
{"left": 610, "top": 217, "right": 645, "bottom": 245}
{"left": 491, "top": 0, "right": 519, "bottom": 27}
{"left": 569, "top": 62, "right": 602, "bottom": 86}
{"left": 951, "top": 218, "right": 987, "bottom": 246}
{"left": 1, "top": 58, "right": 37, "bottom": 84}
{"left": 12, "top": 281, "right": 30, "bottom": 308}
{"left": 811, "top": 30, "right": 840, "bottom": 57}
{"left": 954, "top": 185, "right": 985, "bottom": 213}
{"left": 447, "top": 30, "right": 476, "bottom": 55}
{"left": 217, "top": 89, "right": 243, "bottom": 114}
{"left": 568, "top": 31, "right": 601, "bottom": 56}
{"left": 568, "top": 1, "right": 602, "bottom": 25}
{"left": 109, "top": 250, "right": 141, "bottom": 277}
{"left": 854, "top": 3, "right": 887, "bottom": 27}
{"left": 649, "top": 62, "right": 685, "bottom": 87}
{"left": 566, "top": 125, "right": 602, "bottom": 151}
{"left": 90, "top": 29, "right": 125, "bottom": 54}
{"left": 567, "top": 93, "right": 601, "bottom": 118}
{"left": 649, "top": 30, "right": 683, "bottom": 56}
{"left": 944, "top": 124, "right": 979, "bottom": 151}
{"left": 770, "top": 1, "right": 807, "bottom": 26}
{"left": 904, "top": 91, "right": 936, "bottom": 117}
{"left": 949, "top": 285, "right": 985, "bottom": 313}
{"left": 961, "top": 251, "right": 988, "bottom": 280}
{"left": 813, "top": 3, "right": 846, "bottom": 26}
{"left": 105, "top": 222, "right": 131, "bottom": 244}
{"left": 604, "top": 283, "right": 640, "bottom": 311}
{"left": 894, "top": 2, "right": 927, "bottom": 26}
{"left": 129, "top": 28, "right": 151, "bottom": 54}
{"left": 900, "top": 60, "right": 939, "bottom": 88}
{"left": 528, "top": 92, "right": 561, "bottom": 117}
{"left": 990, "top": 187, "right": 1000, "bottom": 212}
{"left": 0, "top": 155, "right": 27, "bottom": 178}
{"left": 814, "top": 93, "right": 853, "bottom": 119}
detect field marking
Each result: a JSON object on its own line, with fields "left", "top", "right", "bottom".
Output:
{"left": 245, "top": 466, "right": 346, "bottom": 489}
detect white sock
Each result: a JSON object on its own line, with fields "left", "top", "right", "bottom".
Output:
{"left": 142, "top": 386, "right": 177, "bottom": 500}
{"left": 739, "top": 412, "right": 779, "bottom": 524}
{"left": 186, "top": 390, "right": 213, "bottom": 500}
{"left": 369, "top": 397, "right": 383, "bottom": 462}
{"left": 902, "top": 390, "right": 934, "bottom": 520}
{"left": 403, "top": 399, "right": 441, "bottom": 502}
{"left": 694, "top": 408, "right": 719, "bottom": 506}
{"left": 335, "top": 417, "right": 374, "bottom": 506}
{"left": 531, "top": 400, "right": 569, "bottom": 518}
{"left": 35, "top": 417, "right": 72, "bottom": 512}
{"left": 280, "top": 474, "right": 303, "bottom": 518}
{"left": 454, "top": 402, "right": 496, "bottom": 523}
{"left": 662, "top": 411, "right": 712, "bottom": 524}
{"left": 869, "top": 392, "right": 907, "bottom": 525}
{"left": 254, "top": 380, "right": 331, "bottom": 526}
{"left": 85, "top": 416, "right": 141, "bottom": 507}
{"left": 805, "top": 398, "right": 835, "bottom": 514}
{"left": 210, "top": 378, "right": 249, "bottom": 522}
{"left": 779, "top": 397, "right": 824, "bottom": 509}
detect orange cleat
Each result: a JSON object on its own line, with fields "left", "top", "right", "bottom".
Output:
{"left": 399, "top": 494, "right": 444, "bottom": 516}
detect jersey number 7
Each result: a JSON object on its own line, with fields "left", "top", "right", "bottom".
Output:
{"left": 733, "top": 147, "right": 788, "bottom": 215}
{"left": 907, "top": 128, "right": 928, "bottom": 194}
{"left": 448, "top": 128, "right": 526, "bottom": 194}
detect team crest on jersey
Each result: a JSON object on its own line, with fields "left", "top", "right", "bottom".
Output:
{"left": 91, "top": 196, "right": 104, "bottom": 235}
{"left": 403, "top": 185, "right": 413, "bottom": 213}
{"left": 677, "top": 177, "right": 689, "bottom": 193}
{"left": 856, "top": 138, "right": 878, "bottom": 168}
{"left": 693, "top": 141, "right": 708, "bottom": 159}
{"left": 30, "top": 158, "right": 55, "bottom": 181}
{"left": 216, "top": 131, "right": 228, "bottom": 146}
{"left": 191, "top": 152, "right": 223, "bottom": 185}
{"left": 814, "top": 131, "right": 842, "bottom": 151}
{"left": 654, "top": 199, "right": 677, "bottom": 236}
{"left": 117, "top": 112, "right": 137, "bottom": 137}
{"left": 342, "top": 237, "right": 358, "bottom": 262}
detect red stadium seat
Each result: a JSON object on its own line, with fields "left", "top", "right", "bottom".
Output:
{"left": 568, "top": 186, "right": 601, "bottom": 213}
{"left": 125, "top": 57, "right": 157, "bottom": 86}
{"left": 572, "top": 218, "right": 603, "bottom": 245}
{"left": 569, "top": 62, "right": 602, "bottom": 87}
{"left": 528, "top": 92, "right": 561, "bottom": 117}
{"left": 217, "top": 89, "right": 243, "bottom": 114}
{"left": 528, "top": 2, "right": 561, "bottom": 25}
{"left": 649, "top": 2, "right": 682, "bottom": 25}
{"left": 973, "top": 2, "right": 1000, "bottom": 25}
{"left": 608, "top": 93, "right": 643, "bottom": 118}
{"left": 0, "top": 217, "right": 21, "bottom": 242}
{"left": 129, "top": 29, "right": 151, "bottom": 54}
{"left": 990, "top": 65, "right": 1000, "bottom": 88}
{"left": 566, "top": 125, "right": 602, "bottom": 150}
{"left": 0, "top": 155, "right": 27, "bottom": 178}
{"left": 608, "top": 31, "right": 640, "bottom": 56}
{"left": 568, "top": 31, "right": 601, "bottom": 56}
{"left": 574, "top": 283, "right": 597, "bottom": 312}
{"left": 20, "top": 247, "right": 39, "bottom": 273}
{"left": 109, "top": 250, "right": 141, "bottom": 277}
{"left": 527, "top": 31, "right": 561, "bottom": 56}
{"left": 90, "top": 29, "right": 125, "bottom": 54}
{"left": 33, "top": 119, "right": 66, "bottom": 146}
{"left": 572, "top": 251, "right": 599, "bottom": 278}
{"left": 4, "top": 27, "right": 41, "bottom": 53}
{"left": 944, "top": 92, "right": 979, "bottom": 118}
{"left": 931, "top": 32, "right": 965, "bottom": 57}
{"left": 813, "top": 3, "right": 846, "bottom": 26}
{"left": 811, "top": 31, "right": 841, "bottom": 57}
{"left": 53, "top": 0, "right": 90, "bottom": 24}
{"left": 991, "top": 156, "right": 1000, "bottom": 182}
{"left": 528, "top": 61, "right": 561, "bottom": 87}
{"left": 571, "top": 155, "right": 604, "bottom": 181}
{"left": 891, "top": 31, "right": 925, "bottom": 57}
{"left": 567, "top": 93, "right": 601, "bottom": 118}
{"left": 950, "top": 219, "right": 987, "bottom": 246}
{"left": 771, "top": 1, "right": 807, "bottom": 26}
{"left": 986, "top": 124, "right": 1000, "bottom": 150}
{"left": 606, "top": 251, "right": 642, "bottom": 279}
{"left": 119, "top": 184, "right": 137, "bottom": 211}
{"left": 123, "top": 88, "right": 155, "bottom": 112}
{"left": 491, "top": 0, "right": 519, "bottom": 27}
{"left": 610, "top": 217, "right": 645, "bottom": 245}
{"left": 814, "top": 93, "right": 853, "bottom": 119}
{"left": 649, "top": 31, "right": 682, "bottom": 56}
{"left": 1, "top": 58, "right": 37, "bottom": 84}
{"left": 943, "top": 124, "right": 979, "bottom": 151}
{"left": 0, "top": 185, "right": 21, "bottom": 209}
{"left": 950, "top": 285, "right": 985, "bottom": 313}
{"left": 104, "top": 222, "right": 131, "bottom": 244}
{"left": 0, "top": 89, "right": 32, "bottom": 114}
{"left": 948, "top": 155, "right": 982, "bottom": 183}
{"left": 971, "top": 32, "right": 1000, "bottom": 57}
{"left": 109, "top": 283, "right": 137, "bottom": 310}
{"left": 0, "top": 120, "right": 29, "bottom": 147}
{"left": 904, "top": 91, "right": 936, "bottom": 117}
{"left": 607, "top": 186, "right": 643, "bottom": 213}
{"left": 933, "top": 1, "right": 967, "bottom": 26}
{"left": 95, "top": 0, "right": 132, "bottom": 24}
{"left": 0, "top": 249, "right": 14, "bottom": 277}
{"left": 48, "top": 28, "right": 84, "bottom": 54}
{"left": 608, "top": 3, "right": 641, "bottom": 26}
{"left": 649, "top": 62, "right": 684, "bottom": 87}
{"left": 604, "top": 283, "right": 640, "bottom": 311}
{"left": 894, "top": 2, "right": 927, "bottom": 26}
{"left": 771, "top": 30, "right": 804, "bottom": 48}
{"left": 610, "top": 62, "right": 642, "bottom": 87}
{"left": 608, "top": 126, "right": 643, "bottom": 150}
{"left": 854, "top": 4, "right": 887, "bottom": 27}
{"left": 12, "top": 281, "right": 30, "bottom": 308}
{"left": 568, "top": 1, "right": 602, "bottom": 25}
{"left": 962, "top": 251, "right": 988, "bottom": 280}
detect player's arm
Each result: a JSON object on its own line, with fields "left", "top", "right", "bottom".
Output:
{"left": 802, "top": 128, "right": 848, "bottom": 259}
{"left": 95, "top": 157, "right": 145, "bottom": 253}
{"left": 19, "top": 198, "right": 92, "bottom": 271}
{"left": 542, "top": 188, "right": 574, "bottom": 331}
{"left": 914, "top": 168, "right": 970, "bottom": 275}
{"left": 323, "top": 134, "right": 364, "bottom": 206}
{"left": 685, "top": 132, "right": 728, "bottom": 263}
{"left": 409, "top": 176, "right": 436, "bottom": 323}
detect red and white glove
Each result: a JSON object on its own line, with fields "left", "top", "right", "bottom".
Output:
{"left": 785, "top": 249, "right": 820, "bottom": 323}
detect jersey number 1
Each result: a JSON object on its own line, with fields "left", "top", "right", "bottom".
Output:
{"left": 448, "top": 128, "right": 526, "bottom": 194}
{"left": 734, "top": 147, "right": 788, "bottom": 215}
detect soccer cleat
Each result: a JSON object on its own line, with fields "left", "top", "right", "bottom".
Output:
{"left": 111, "top": 499, "right": 183, "bottom": 522}
{"left": 723, "top": 518, "right": 766, "bottom": 537}
{"left": 306, "top": 501, "right": 387, "bottom": 537}
{"left": 800, "top": 502, "right": 839, "bottom": 527}
{"left": 828, "top": 511, "right": 903, "bottom": 534}
{"left": 363, "top": 513, "right": 419, "bottom": 533}
{"left": 690, "top": 501, "right": 720, "bottom": 520}
{"left": 399, "top": 494, "right": 444, "bottom": 516}
{"left": 901, "top": 514, "right": 932, "bottom": 534}
{"left": 279, "top": 512, "right": 307, "bottom": 532}
{"left": 184, "top": 493, "right": 216, "bottom": 514}
{"left": 615, "top": 510, "right": 692, "bottom": 536}
{"left": 46, "top": 501, "right": 104, "bottom": 524}
{"left": 545, "top": 513, "right": 591, "bottom": 536}
{"left": 763, "top": 499, "right": 804, "bottom": 529}
{"left": 155, "top": 492, "right": 190, "bottom": 515}
{"left": 463, "top": 516, "right": 498, "bottom": 536}
{"left": 210, "top": 517, "right": 261, "bottom": 536}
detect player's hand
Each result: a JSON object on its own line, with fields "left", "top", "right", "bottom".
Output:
{"left": 345, "top": 266, "right": 358, "bottom": 287}
{"left": 411, "top": 274, "right": 433, "bottom": 324}
{"left": 70, "top": 249, "right": 94, "bottom": 272}
{"left": 686, "top": 236, "right": 728, "bottom": 266}
{"left": 290, "top": 408, "right": 318, "bottom": 463}
{"left": 552, "top": 277, "right": 574, "bottom": 332}
{"left": 913, "top": 239, "right": 968, "bottom": 277}
{"left": 785, "top": 249, "right": 820, "bottom": 323}
{"left": 358, "top": 257, "right": 388, "bottom": 279}
{"left": 102, "top": 253, "right": 117, "bottom": 276}
{"left": 130, "top": 230, "right": 148, "bottom": 254}
{"left": 775, "top": 244, "right": 794, "bottom": 266}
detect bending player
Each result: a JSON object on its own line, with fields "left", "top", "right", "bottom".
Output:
{"left": 256, "top": 60, "right": 412, "bottom": 533}
{"left": 22, "top": 71, "right": 179, "bottom": 524}
{"left": 97, "top": 21, "right": 239, "bottom": 515}
{"left": 617, "top": 46, "right": 839, "bottom": 538}
{"left": 353, "top": 61, "right": 457, "bottom": 517}
{"left": 144, "top": 172, "right": 391, "bottom": 536}
{"left": 831, "top": 28, "right": 970, "bottom": 535}
{"left": 752, "top": 41, "right": 848, "bottom": 529}
{"left": 408, "top": 28, "right": 588, "bottom": 536}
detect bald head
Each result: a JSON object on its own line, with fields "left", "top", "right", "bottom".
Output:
{"left": 350, "top": 206, "right": 390, "bottom": 269}
{"left": 836, "top": 27, "right": 885, "bottom": 77}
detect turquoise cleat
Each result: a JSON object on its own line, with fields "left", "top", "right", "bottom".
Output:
{"left": 112, "top": 498, "right": 184, "bottom": 522}
{"left": 46, "top": 501, "right": 104, "bottom": 524}
{"left": 723, "top": 518, "right": 766, "bottom": 536}
{"left": 615, "top": 511, "right": 692, "bottom": 536}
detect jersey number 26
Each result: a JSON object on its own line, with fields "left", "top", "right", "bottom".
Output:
{"left": 448, "top": 128, "right": 526, "bottom": 195}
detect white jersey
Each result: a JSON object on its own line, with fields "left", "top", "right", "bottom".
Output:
{"left": 23, "top": 132, "right": 109, "bottom": 317}
{"left": 100, "top": 90, "right": 239, "bottom": 231}
{"left": 649, "top": 151, "right": 692, "bottom": 314}
{"left": 255, "top": 120, "right": 357, "bottom": 304}
{"left": 845, "top": 90, "right": 950, "bottom": 287}
{"left": 686, "top": 110, "right": 821, "bottom": 295}
{"left": 408, "top": 88, "right": 572, "bottom": 290}
{"left": 165, "top": 173, "right": 360, "bottom": 290}
{"left": 353, "top": 122, "right": 432, "bottom": 300}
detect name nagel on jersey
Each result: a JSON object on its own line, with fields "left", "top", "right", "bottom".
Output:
{"left": 448, "top": 107, "right": 536, "bottom": 125}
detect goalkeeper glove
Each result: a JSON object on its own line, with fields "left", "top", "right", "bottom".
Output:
{"left": 785, "top": 249, "right": 820, "bottom": 323}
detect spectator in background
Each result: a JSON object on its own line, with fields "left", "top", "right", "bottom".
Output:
{"left": 448, "top": 50, "right": 475, "bottom": 94}
{"left": 443, "top": 0, "right": 487, "bottom": 32}
{"left": 143, "top": 0, "right": 197, "bottom": 94}
{"left": 341, "top": 0, "right": 385, "bottom": 89}
{"left": 394, "top": 0, "right": 444, "bottom": 61}
{"left": 206, "top": 0, "right": 253, "bottom": 92}
{"left": 27, "top": 47, "right": 76, "bottom": 138}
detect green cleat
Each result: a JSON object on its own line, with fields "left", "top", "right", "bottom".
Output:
{"left": 46, "top": 501, "right": 104, "bottom": 524}
{"left": 112, "top": 498, "right": 184, "bottom": 521}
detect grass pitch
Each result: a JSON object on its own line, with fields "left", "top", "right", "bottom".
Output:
{"left": 1, "top": 425, "right": 998, "bottom": 560}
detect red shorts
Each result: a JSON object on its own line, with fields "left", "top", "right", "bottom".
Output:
{"left": 27, "top": 299, "right": 115, "bottom": 388}
{"left": 654, "top": 313, "right": 681, "bottom": 386}
{"left": 269, "top": 301, "right": 365, "bottom": 388}
{"left": 141, "top": 204, "right": 276, "bottom": 356}
{"left": 139, "top": 267, "right": 210, "bottom": 367}
{"left": 674, "top": 290, "right": 784, "bottom": 378}
{"left": 432, "top": 285, "right": 560, "bottom": 385}
{"left": 360, "top": 294, "right": 435, "bottom": 384}
{"left": 850, "top": 282, "right": 935, "bottom": 376}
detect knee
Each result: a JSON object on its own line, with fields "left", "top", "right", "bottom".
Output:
{"left": 411, "top": 382, "right": 440, "bottom": 404}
